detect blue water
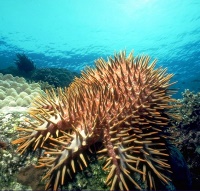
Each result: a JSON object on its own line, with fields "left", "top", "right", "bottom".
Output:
{"left": 0, "top": 0, "right": 200, "bottom": 98}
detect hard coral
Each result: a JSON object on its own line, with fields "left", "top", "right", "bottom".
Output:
{"left": 31, "top": 67, "right": 80, "bottom": 88}
{"left": 0, "top": 73, "right": 43, "bottom": 109}
{"left": 172, "top": 90, "right": 200, "bottom": 190}
{"left": 12, "top": 51, "right": 179, "bottom": 191}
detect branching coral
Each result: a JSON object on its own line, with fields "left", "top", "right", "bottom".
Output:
{"left": 177, "top": 89, "right": 200, "bottom": 126}
{"left": 31, "top": 68, "right": 80, "bottom": 88}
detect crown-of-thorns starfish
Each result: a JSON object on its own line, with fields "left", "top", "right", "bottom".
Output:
{"left": 12, "top": 51, "right": 179, "bottom": 191}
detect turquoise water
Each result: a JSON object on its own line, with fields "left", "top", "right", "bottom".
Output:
{"left": 0, "top": 0, "right": 200, "bottom": 98}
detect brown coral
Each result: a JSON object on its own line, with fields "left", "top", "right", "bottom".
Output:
{"left": 12, "top": 51, "right": 178, "bottom": 191}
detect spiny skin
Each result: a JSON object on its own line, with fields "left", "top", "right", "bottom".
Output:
{"left": 12, "top": 51, "right": 178, "bottom": 191}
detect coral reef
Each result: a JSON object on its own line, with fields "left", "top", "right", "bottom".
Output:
{"left": 12, "top": 51, "right": 181, "bottom": 191}
{"left": 0, "top": 73, "right": 43, "bottom": 110}
{"left": 31, "top": 67, "right": 80, "bottom": 88}
{"left": 0, "top": 67, "right": 80, "bottom": 89}
{"left": 171, "top": 89, "right": 200, "bottom": 190}
{"left": 37, "top": 81, "right": 55, "bottom": 91}
{"left": 14, "top": 53, "right": 36, "bottom": 73}
{"left": 177, "top": 89, "right": 200, "bottom": 126}
{"left": 47, "top": 153, "right": 109, "bottom": 191}
{"left": 0, "top": 73, "right": 45, "bottom": 189}
{"left": 0, "top": 111, "right": 37, "bottom": 190}
{"left": 0, "top": 108, "right": 109, "bottom": 191}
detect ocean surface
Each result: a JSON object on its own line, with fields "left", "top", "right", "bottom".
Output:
{"left": 0, "top": 0, "right": 199, "bottom": 98}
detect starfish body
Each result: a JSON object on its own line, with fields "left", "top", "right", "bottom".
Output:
{"left": 12, "top": 51, "right": 177, "bottom": 191}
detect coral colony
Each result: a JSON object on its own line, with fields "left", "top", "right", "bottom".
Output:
{"left": 12, "top": 51, "right": 179, "bottom": 191}
{"left": 14, "top": 53, "right": 36, "bottom": 73}
{"left": 0, "top": 74, "right": 42, "bottom": 109}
